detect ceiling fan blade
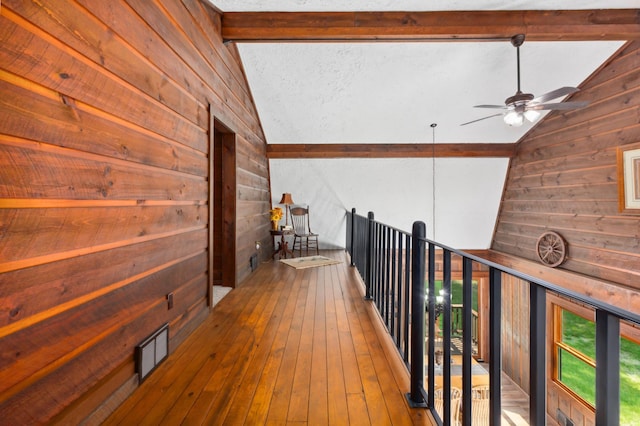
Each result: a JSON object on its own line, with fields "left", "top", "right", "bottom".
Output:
{"left": 530, "top": 87, "right": 579, "bottom": 104}
{"left": 460, "top": 113, "right": 504, "bottom": 126}
{"left": 527, "top": 101, "right": 589, "bottom": 111}
{"left": 473, "top": 104, "right": 508, "bottom": 109}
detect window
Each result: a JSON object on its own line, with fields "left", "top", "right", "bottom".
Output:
{"left": 553, "top": 304, "right": 640, "bottom": 424}
{"left": 553, "top": 307, "right": 596, "bottom": 406}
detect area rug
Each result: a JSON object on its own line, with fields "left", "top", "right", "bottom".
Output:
{"left": 280, "top": 255, "right": 341, "bottom": 269}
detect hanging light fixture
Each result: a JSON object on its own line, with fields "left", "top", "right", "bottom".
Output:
{"left": 503, "top": 109, "right": 524, "bottom": 127}
{"left": 463, "top": 34, "right": 588, "bottom": 127}
{"left": 431, "top": 123, "right": 437, "bottom": 240}
{"left": 503, "top": 105, "right": 541, "bottom": 127}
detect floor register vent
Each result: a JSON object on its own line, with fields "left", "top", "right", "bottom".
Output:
{"left": 136, "top": 323, "right": 169, "bottom": 383}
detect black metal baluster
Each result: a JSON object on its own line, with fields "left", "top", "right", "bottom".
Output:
{"left": 427, "top": 242, "right": 436, "bottom": 409}
{"left": 384, "top": 226, "right": 390, "bottom": 327}
{"left": 461, "top": 257, "right": 473, "bottom": 426}
{"left": 349, "top": 208, "right": 356, "bottom": 266}
{"left": 443, "top": 249, "right": 452, "bottom": 425}
{"left": 530, "top": 284, "right": 546, "bottom": 426}
{"left": 489, "top": 267, "right": 502, "bottom": 425}
{"left": 375, "top": 223, "right": 381, "bottom": 307}
{"left": 390, "top": 229, "right": 397, "bottom": 340}
{"left": 365, "top": 212, "right": 374, "bottom": 300}
{"left": 404, "top": 233, "right": 411, "bottom": 364}
{"left": 596, "top": 309, "right": 620, "bottom": 425}
{"left": 406, "top": 221, "right": 427, "bottom": 407}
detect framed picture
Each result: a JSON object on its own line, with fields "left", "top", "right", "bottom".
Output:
{"left": 617, "top": 142, "right": 640, "bottom": 214}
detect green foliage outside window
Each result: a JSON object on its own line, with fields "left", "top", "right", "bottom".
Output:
{"left": 432, "top": 280, "right": 478, "bottom": 311}
{"left": 558, "top": 309, "right": 640, "bottom": 425}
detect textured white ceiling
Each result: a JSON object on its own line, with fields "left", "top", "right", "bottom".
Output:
{"left": 212, "top": 1, "right": 632, "bottom": 143}
{"left": 211, "top": 0, "right": 637, "bottom": 12}
{"left": 209, "top": 1, "right": 637, "bottom": 248}
{"left": 237, "top": 41, "right": 623, "bottom": 144}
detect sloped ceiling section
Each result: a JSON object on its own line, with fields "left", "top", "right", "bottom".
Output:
{"left": 209, "top": 1, "right": 635, "bottom": 249}
{"left": 236, "top": 41, "right": 623, "bottom": 144}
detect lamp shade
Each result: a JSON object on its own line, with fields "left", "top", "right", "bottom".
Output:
{"left": 279, "top": 193, "right": 294, "bottom": 205}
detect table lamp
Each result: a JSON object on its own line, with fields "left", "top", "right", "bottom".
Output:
{"left": 279, "top": 193, "right": 294, "bottom": 228}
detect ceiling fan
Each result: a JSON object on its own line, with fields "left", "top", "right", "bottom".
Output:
{"left": 461, "top": 34, "right": 589, "bottom": 127}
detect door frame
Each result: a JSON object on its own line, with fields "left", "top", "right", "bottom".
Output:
{"left": 208, "top": 108, "right": 237, "bottom": 307}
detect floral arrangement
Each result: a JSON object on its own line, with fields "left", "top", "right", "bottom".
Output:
{"left": 270, "top": 207, "right": 283, "bottom": 222}
{"left": 269, "top": 207, "right": 283, "bottom": 230}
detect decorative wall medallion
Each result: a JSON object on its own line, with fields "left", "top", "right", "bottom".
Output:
{"left": 536, "top": 231, "right": 567, "bottom": 268}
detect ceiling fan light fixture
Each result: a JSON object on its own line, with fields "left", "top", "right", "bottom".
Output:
{"left": 524, "top": 109, "right": 541, "bottom": 123}
{"left": 503, "top": 110, "right": 524, "bottom": 127}
{"left": 463, "top": 34, "right": 589, "bottom": 127}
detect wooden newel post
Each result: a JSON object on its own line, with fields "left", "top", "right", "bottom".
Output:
{"left": 407, "top": 221, "right": 427, "bottom": 407}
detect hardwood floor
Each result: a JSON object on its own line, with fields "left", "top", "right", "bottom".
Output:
{"left": 499, "top": 372, "right": 530, "bottom": 426}
{"left": 103, "top": 251, "right": 435, "bottom": 425}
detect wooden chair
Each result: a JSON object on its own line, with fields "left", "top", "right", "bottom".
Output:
{"left": 290, "top": 206, "right": 319, "bottom": 256}
{"left": 471, "top": 385, "right": 490, "bottom": 426}
{"left": 434, "top": 387, "right": 462, "bottom": 426}
{"left": 471, "top": 384, "right": 490, "bottom": 399}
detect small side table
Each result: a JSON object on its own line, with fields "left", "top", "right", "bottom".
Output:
{"left": 270, "top": 229, "right": 294, "bottom": 259}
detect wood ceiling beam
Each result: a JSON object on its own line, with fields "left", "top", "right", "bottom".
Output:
{"left": 222, "top": 10, "right": 640, "bottom": 42}
{"left": 267, "top": 143, "right": 516, "bottom": 159}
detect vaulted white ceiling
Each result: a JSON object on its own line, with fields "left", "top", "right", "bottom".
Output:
{"left": 211, "top": 1, "right": 633, "bottom": 144}
{"left": 209, "top": 1, "right": 637, "bottom": 249}
{"left": 236, "top": 41, "right": 622, "bottom": 144}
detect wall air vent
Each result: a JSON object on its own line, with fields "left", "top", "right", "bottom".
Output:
{"left": 135, "top": 323, "right": 169, "bottom": 383}
{"left": 250, "top": 253, "right": 259, "bottom": 271}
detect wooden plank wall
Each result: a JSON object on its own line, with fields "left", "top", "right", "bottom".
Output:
{"left": 0, "top": 0, "right": 271, "bottom": 423}
{"left": 500, "top": 274, "right": 530, "bottom": 393}
{"left": 492, "top": 40, "right": 640, "bottom": 290}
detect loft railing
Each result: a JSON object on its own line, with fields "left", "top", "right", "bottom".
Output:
{"left": 345, "top": 208, "right": 640, "bottom": 426}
